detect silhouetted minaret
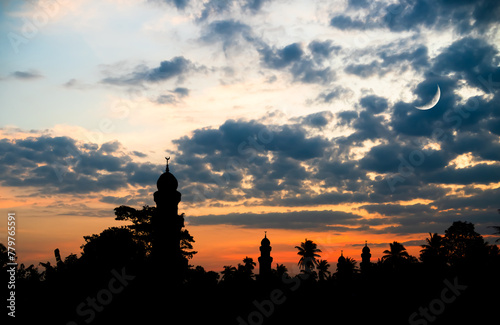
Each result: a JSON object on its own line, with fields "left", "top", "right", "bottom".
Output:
{"left": 360, "top": 241, "right": 371, "bottom": 272}
{"left": 152, "top": 157, "right": 185, "bottom": 282}
{"left": 258, "top": 232, "right": 273, "bottom": 279}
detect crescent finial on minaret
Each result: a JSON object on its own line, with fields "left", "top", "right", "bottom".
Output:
{"left": 165, "top": 157, "right": 170, "bottom": 172}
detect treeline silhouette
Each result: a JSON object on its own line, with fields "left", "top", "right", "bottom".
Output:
{"left": 1, "top": 204, "right": 500, "bottom": 325}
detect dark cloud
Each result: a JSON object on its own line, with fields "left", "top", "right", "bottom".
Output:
{"left": 155, "top": 87, "right": 191, "bottom": 105}
{"left": 431, "top": 37, "right": 500, "bottom": 92}
{"left": 379, "top": 45, "right": 429, "bottom": 71}
{"left": 159, "top": 0, "right": 189, "bottom": 10}
{"left": 131, "top": 151, "right": 147, "bottom": 158}
{"left": 359, "top": 95, "right": 388, "bottom": 114}
{"left": 200, "top": 19, "right": 255, "bottom": 52}
{"left": 382, "top": 0, "right": 500, "bottom": 33}
{"left": 186, "top": 210, "right": 365, "bottom": 230}
{"left": 242, "top": 0, "right": 270, "bottom": 12}
{"left": 317, "top": 86, "right": 351, "bottom": 103}
{"left": 173, "top": 87, "right": 189, "bottom": 97}
{"left": 101, "top": 57, "right": 195, "bottom": 86}
{"left": 330, "top": 0, "right": 500, "bottom": 33}
{"left": 196, "top": 0, "right": 270, "bottom": 21}
{"left": 259, "top": 42, "right": 336, "bottom": 84}
{"left": 423, "top": 163, "right": 500, "bottom": 185}
{"left": 336, "top": 110, "right": 358, "bottom": 126}
{"left": 0, "top": 136, "right": 161, "bottom": 195}
{"left": 345, "top": 44, "right": 429, "bottom": 78}
{"left": 344, "top": 61, "right": 380, "bottom": 78}
{"left": 294, "top": 111, "right": 334, "bottom": 129}
{"left": 308, "top": 40, "right": 341, "bottom": 61}
{"left": 197, "top": 0, "right": 233, "bottom": 21}
{"left": 259, "top": 43, "right": 304, "bottom": 69}
{"left": 329, "top": 15, "right": 368, "bottom": 30}
{"left": 11, "top": 70, "right": 43, "bottom": 80}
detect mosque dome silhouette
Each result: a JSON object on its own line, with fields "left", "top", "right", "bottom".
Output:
{"left": 338, "top": 250, "right": 346, "bottom": 264}
{"left": 261, "top": 232, "right": 270, "bottom": 246}
{"left": 157, "top": 157, "right": 178, "bottom": 191}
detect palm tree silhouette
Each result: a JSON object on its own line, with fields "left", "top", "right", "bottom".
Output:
{"left": 273, "top": 263, "right": 288, "bottom": 278}
{"left": 345, "top": 257, "right": 358, "bottom": 273}
{"left": 382, "top": 241, "right": 410, "bottom": 267}
{"left": 420, "top": 233, "right": 448, "bottom": 266}
{"left": 238, "top": 256, "right": 256, "bottom": 279}
{"left": 221, "top": 265, "right": 237, "bottom": 282}
{"left": 295, "top": 239, "right": 322, "bottom": 274}
{"left": 316, "top": 259, "right": 331, "bottom": 281}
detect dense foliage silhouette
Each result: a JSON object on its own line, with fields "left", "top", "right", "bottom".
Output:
{"left": 2, "top": 217, "right": 499, "bottom": 325}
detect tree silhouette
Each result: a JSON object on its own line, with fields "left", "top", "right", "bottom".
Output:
{"left": 242, "top": 256, "right": 256, "bottom": 273}
{"left": 221, "top": 265, "right": 238, "bottom": 282}
{"left": 273, "top": 263, "right": 288, "bottom": 278}
{"left": 444, "top": 221, "right": 487, "bottom": 266}
{"left": 316, "top": 259, "right": 331, "bottom": 281}
{"left": 295, "top": 238, "right": 322, "bottom": 273}
{"left": 344, "top": 257, "right": 358, "bottom": 273}
{"left": 237, "top": 256, "right": 256, "bottom": 281}
{"left": 81, "top": 227, "right": 146, "bottom": 269}
{"left": 114, "top": 205, "right": 197, "bottom": 261}
{"left": 382, "top": 241, "right": 412, "bottom": 268}
{"left": 419, "top": 232, "right": 448, "bottom": 267}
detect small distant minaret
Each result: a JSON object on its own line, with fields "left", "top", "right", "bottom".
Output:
{"left": 258, "top": 232, "right": 273, "bottom": 279}
{"left": 360, "top": 241, "right": 371, "bottom": 272}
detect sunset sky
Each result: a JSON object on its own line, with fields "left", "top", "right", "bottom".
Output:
{"left": 1, "top": 0, "right": 499, "bottom": 274}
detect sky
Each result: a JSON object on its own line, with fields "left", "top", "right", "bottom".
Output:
{"left": 1, "top": 0, "right": 499, "bottom": 273}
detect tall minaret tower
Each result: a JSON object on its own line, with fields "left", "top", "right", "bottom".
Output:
{"left": 258, "top": 232, "right": 273, "bottom": 279}
{"left": 152, "top": 157, "right": 185, "bottom": 281}
{"left": 360, "top": 241, "right": 371, "bottom": 272}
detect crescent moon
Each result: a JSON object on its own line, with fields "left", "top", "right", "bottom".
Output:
{"left": 415, "top": 84, "right": 440, "bottom": 110}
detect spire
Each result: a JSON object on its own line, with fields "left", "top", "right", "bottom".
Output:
{"left": 157, "top": 157, "right": 178, "bottom": 191}
{"left": 261, "top": 231, "right": 270, "bottom": 246}
{"left": 338, "top": 249, "right": 346, "bottom": 264}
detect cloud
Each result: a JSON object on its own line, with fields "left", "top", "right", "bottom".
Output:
{"left": 259, "top": 43, "right": 304, "bottom": 69}
{"left": 196, "top": 0, "right": 270, "bottom": 21}
{"left": 359, "top": 95, "right": 388, "bottom": 114}
{"left": 294, "top": 111, "right": 334, "bottom": 129}
{"left": 316, "top": 86, "right": 351, "bottom": 103}
{"left": 344, "top": 43, "right": 429, "bottom": 78}
{"left": 431, "top": 37, "right": 499, "bottom": 92}
{"left": 259, "top": 42, "right": 336, "bottom": 84}
{"left": 158, "top": 0, "right": 189, "bottom": 10}
{"left": 329, "top": 0, "right": 500, "bottom": 33}
{"left": 155, "top": 87, "right": 190, "bottom": 104}
{"left": 308, "top": 40, "right": 341, "bottom": 61}
{"left": 101, "top": 57, "right": 196, "bottom": 86}
{"left": 0, "top": 137, "right": 161, "bottom": 195}
{"left": 242, "top": 0, "right": 270, "bottom": 12}
{"left": 200, "top": 19, "right": 256, "bottom": 52}
{"left": 63, "top": 78, "right": 93, "bottom": 90}
{"left": 186, "top": 210, "right": 365, "bottom": 230}
{"left": 10, "top": 70, "right": 43, "bottom": 80}
{"left": 329, "top": 15, "right": 368, "bottom": 30}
